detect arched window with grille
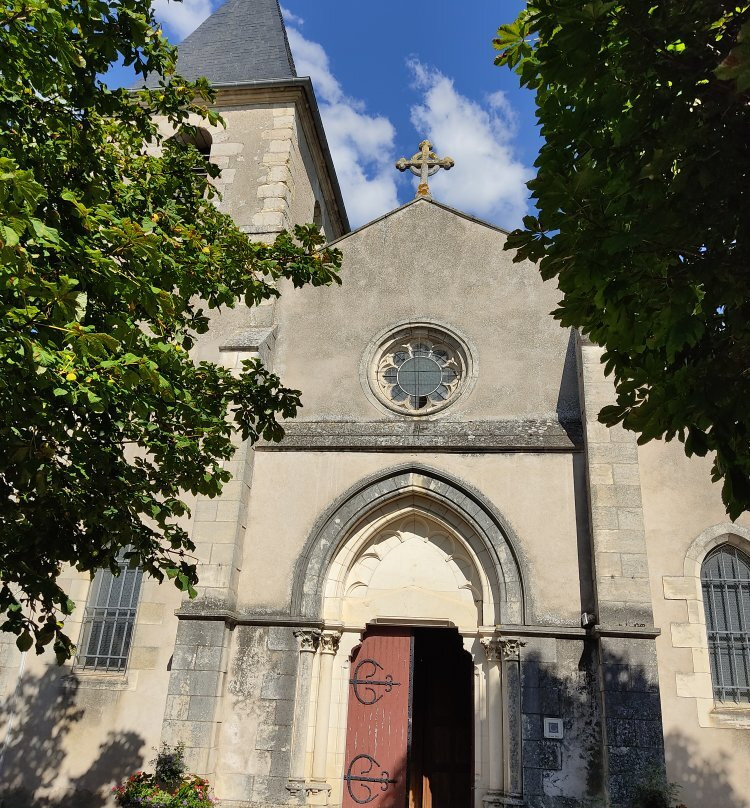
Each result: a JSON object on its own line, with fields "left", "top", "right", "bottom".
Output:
{"left": 76, "top": 559, "right": 143, "bottom": 672}
{"left": 701, "top": 544, "right": 750, "bottom": 702}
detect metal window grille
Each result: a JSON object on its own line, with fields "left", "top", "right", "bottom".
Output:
{"left": 701, "top": 544, "right": 750, "bottom": 702}
{"left": 76, "top": 562, "right": 143, "bottom": 672}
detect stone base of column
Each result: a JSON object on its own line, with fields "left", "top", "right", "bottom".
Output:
{"left": 306, "top": 780, "right": 332, "bottom": 804}
{"left": 285, "top": 778, "right": 307, "bottom": 800}
{"left": 285, "top": 779, "right": 332, "bottom": 804}
{"left": 482, "top": 790, "right": 525, "bottom": 808}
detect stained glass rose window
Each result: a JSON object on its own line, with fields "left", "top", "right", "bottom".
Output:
{"left": 369, "top": 327, "right": 469, "bottom": 415}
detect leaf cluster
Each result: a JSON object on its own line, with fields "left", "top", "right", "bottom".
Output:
{"left": 0, "top": 0, "right": 342, "bottom": 659}
{"left": 496, "top": 1, "right": 750, "bottom": 517}
{"left": 114, "top": 744, "right": 213, "bottom": 806}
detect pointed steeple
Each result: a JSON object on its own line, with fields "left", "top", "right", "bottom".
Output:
{"left": 153, "top": 0, "right": 296, "bottom": 86}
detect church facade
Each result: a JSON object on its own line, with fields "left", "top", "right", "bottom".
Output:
{"left": 1, "top": 2, "right": 749, "bottom": 808}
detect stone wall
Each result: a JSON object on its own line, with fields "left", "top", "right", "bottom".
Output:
{"left": 599, "top": 638, "right": 664, "bottom": 805}
{"left": 0, "top": 568, "right": 180, "bottom": 805}
{"left": 161, "top": 621, "right": 301, "bottom": 807}
{"left": 639, "top": 438, "right": 750, "bottom": 806}
{"left": 216, "top": 624, "right": 300, "bottom": 807}
{"left": 576, "top": 335, "right": 666, "bottom": 806}
{"left": 521, "top": 638, "right": 602, "bottom": 808}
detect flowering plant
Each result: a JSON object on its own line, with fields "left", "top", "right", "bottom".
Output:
{"left": 113, "top": 745, "right": 215, "bottom": 807}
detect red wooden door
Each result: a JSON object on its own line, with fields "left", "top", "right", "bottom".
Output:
{"left": 342, "top": 628, "right": 413, "bottom": 808}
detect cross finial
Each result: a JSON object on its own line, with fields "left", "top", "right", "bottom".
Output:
{"left": 395, "top": 140, "right": 454, "bottom": 199}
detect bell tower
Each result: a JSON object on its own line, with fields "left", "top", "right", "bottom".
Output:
{"left": 147, "top": 0, "right": 348, "bottom": 243}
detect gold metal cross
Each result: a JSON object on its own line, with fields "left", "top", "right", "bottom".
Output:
{"left": 395, "top": 140, "right": 454, "bottom": 198}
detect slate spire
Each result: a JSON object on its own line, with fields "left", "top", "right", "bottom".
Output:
{"left": 160, "top": 0, "right": 297, "bottom": 86}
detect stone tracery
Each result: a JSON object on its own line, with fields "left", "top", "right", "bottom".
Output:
{"left": 324, "top": 505, "right": 491, "bottom": 630}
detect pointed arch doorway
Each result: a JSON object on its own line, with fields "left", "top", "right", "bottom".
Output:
{"left": 342, "top": 625, "right": 473, "bottom": 808}
{"left": 292, "top": 475, "right": 526, "bottom": 808}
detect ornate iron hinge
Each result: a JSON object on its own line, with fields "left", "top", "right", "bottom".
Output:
{"left": 344, "top": 754, "right": 396, "bottom": 804}
{"left": 349, "top": 658, "right": 400, "bottom": 705}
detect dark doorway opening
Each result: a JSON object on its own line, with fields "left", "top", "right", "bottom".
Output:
{"left": 409, "top": 628, "right": 473, "bottom": 808}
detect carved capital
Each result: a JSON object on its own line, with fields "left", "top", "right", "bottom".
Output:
{"left": 498, "top": 637, "right": 526, "bottom": 661}
{"left": 481, "top": 636, "right": 502, "bottom": 663}
{"left": 320, "top": 630, "right": 341, "bottom": 655}
{"left": 481, "top": 636, "right": 526, "bottom": 662}
{"left": 293, "top": 628, "right": 321, "bottom": 653}
{"left": 285, "top": 778, "right": 306, "bottom": 797}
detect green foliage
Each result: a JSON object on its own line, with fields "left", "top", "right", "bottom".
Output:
{"left": 629, "top": 767, "right": 681, "bottom": 808}
{"left": 152, "top": 742, "right": 187, "bottom": 792}
{"left": 113, "top": 745, "right": 213, "bottom": 807}
{"left": 0, "top": 0, "right": 342, "bottom": 661}
{"left": 495, "top": 2, "right": 750, "bottom": 517}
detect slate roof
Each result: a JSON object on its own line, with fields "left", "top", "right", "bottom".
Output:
{"left": 144, "top": 0, "right": 296, "bottom": 86}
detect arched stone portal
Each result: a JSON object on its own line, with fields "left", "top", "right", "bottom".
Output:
{"left": 323, "top": 497, "right": 495, "bottom": 631}
{"left": 288, "top": 467, "right": 527, "bottom": 808}
{"left": 291, "top": 465, "right": 526, "bottom": 626}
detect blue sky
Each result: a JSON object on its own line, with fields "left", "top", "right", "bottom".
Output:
{"left": 113, "top": 1, "right": 539, "bottom": 229}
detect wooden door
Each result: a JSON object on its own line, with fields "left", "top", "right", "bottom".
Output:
{"left": 342, "top": 628, "right": 413, "bottom": 808}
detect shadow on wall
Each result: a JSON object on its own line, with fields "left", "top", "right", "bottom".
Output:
{"left": 521, "top": 644, "right": 604, "bottom": 808}
{"left": 665, "top": 730, "right": 747, "bottom": 808}
{"left": 520, "top": 644, "right": 747, "bottom": 808}
{"left": 0, "top": 667, "right": 145, "bottom": 807}
{"left": 555, "top": 328, "right": 581, "bottom": 431}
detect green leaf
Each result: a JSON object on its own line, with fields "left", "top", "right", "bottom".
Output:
{"left": 1, "top": 225, "right": 20, "bottom": 246}
{"left": 16, "top": 631, "right": 33, "bottom": 652}
{"left": 30, "top": 218, "right": 60, "bottom": 244}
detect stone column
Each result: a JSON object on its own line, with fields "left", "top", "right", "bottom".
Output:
{"left": 287, "top": 628, "right": 321, "bottom": 796}
{"left": 481, "top": 638, "right": 504, "bottom": 803}
{"left": 499, "top": 638, "right": 525, "bottom": 803}
{"left": 466, "top": 636, "right": 484, "bottom": 804}
{"left": 309, "top": 630, "right": 341, "bottom": 800}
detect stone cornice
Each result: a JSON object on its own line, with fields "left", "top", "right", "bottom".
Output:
{"left": 170, "top": 610, "right": 661, "bottom": 640}
{"left": 256, "top": 418, "right": 583, "bottom": 452}
{"left": 218, "top": 326, "right": 276, "bottom": 352}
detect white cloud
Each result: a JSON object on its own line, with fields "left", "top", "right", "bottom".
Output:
{"left": 153, "top": 0, "right": 213, "bottom": 39}
{"left": 287, "top": 28, "right": 343, "bottom": 104}
{"left": 408, "top": 59, "right": 530, "bottom": 229}
{"left": 486, "top": 89, "right": 518, "bottom": 129}
{"left": 286, "top": 26, "right": 399, "bottom": 227}
{"left": 280, "top": 5, "right": 304, "bottom": 26}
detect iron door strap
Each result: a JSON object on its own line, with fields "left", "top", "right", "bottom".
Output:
{"left": 344, "top": 754, "right": 397, "bottom": 804}
{"left": 349, "top": 658, "right": 401, "bottom": 705}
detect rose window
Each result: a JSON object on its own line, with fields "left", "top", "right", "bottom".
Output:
{"left": 370, "top": 327, "right": 468, "bottom": 415}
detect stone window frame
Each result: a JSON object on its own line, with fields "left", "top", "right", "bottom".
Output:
{"left": 360, "top": 319, "right": 479, "bottom": 419}
{"left": 64, "top": 565, "right": 168, "bottom": 689}
{"left": 74, "top": 559, "right": 143, "bottom": 675}
{"left": 664, "top": 523, "right": 750, "bottom": 728}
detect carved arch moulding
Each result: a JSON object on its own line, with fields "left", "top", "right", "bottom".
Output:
{"left": 290, "top": 464, "right": 527, "bottom": 626}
